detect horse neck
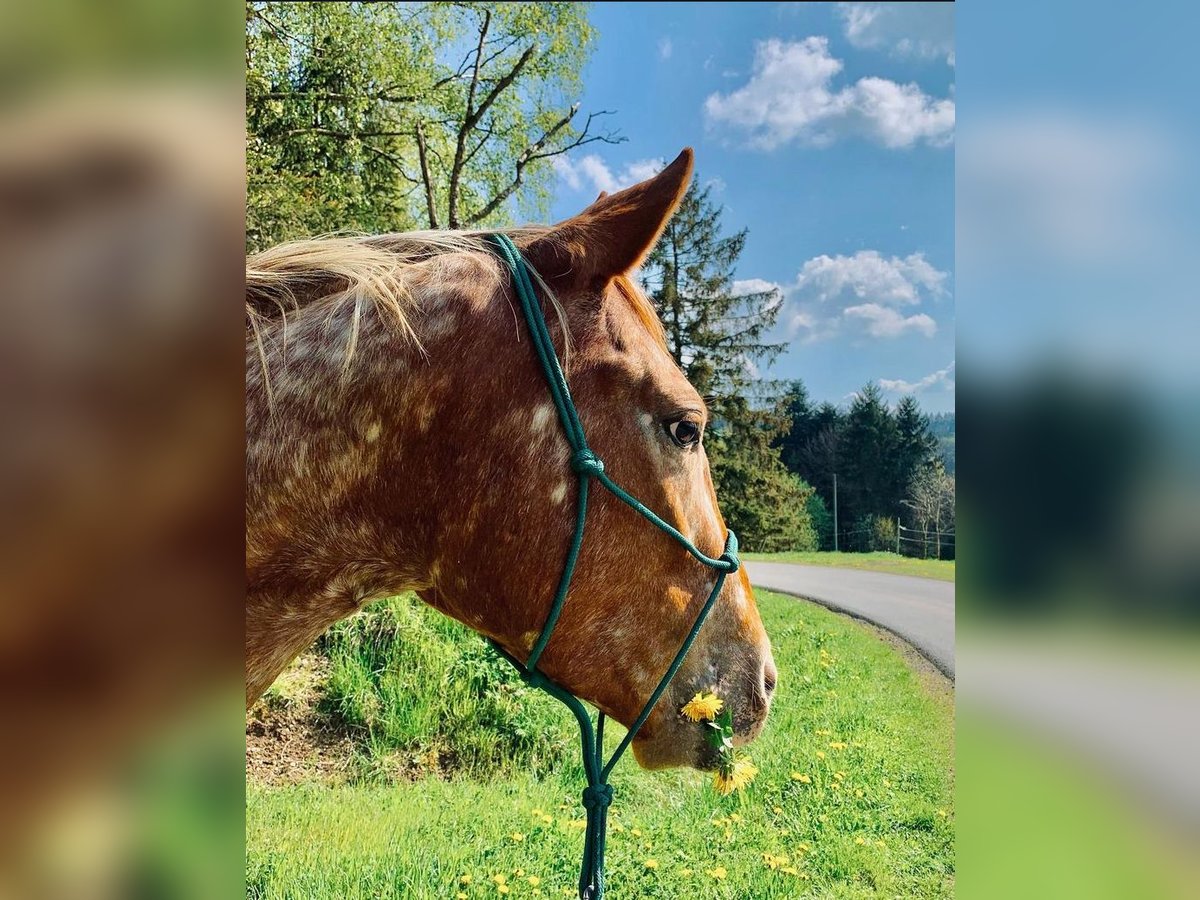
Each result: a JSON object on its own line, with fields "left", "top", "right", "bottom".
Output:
{"left": 245, "top": 254, "right": 512, "bottom": 704}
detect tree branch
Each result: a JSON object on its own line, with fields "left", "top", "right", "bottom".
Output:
{"left": 463, "top": 108, "right": 624, "bottom": 226}
{"left": 415, "top": 120, "right": 439, "bottom": 229}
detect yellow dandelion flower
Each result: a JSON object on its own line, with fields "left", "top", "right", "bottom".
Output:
{"left": 816, "top": 728, "right": 831, "bottom": 736}
{"left": 829, "top": 741, "right": 848, "bottom": 750}
{"left": 776, "top": 854, "right": 791, "bottom": 866}
{"left": 855, "top": 789, "right": 864, "bottom": 798}
{"left": 631, "top": 828, "right": 643, "bottom": 837}
{"left": 497, "top": 886, "right": 510, "bottom": 896}
{"left": 816, "top": 751, "right": 826, "bottom": 760}
{"left": 531, "top": 808, "right": 544, "bottom": 817}
{"left": 937, "top": 809, "right": 949, "bottom": 818}
{"left": 791, "top": 772, "right": 811, "bottom": 783}
{"left": 762, "top": 853, "right": 778, "bottom": 869}
{"left": 708, "top": 866, "right": 728, "bottom": 880}
{"left": 834, "top": 772, "right": 845, "bottom": 781}
{"left": 644, "top": 859, "right": 658, "bottom": 870}
{"left": 515, "top": 869, "right": 525, "bottom": 877}
{"left": 883, "top": 778, "right": 892, "bottom": 787}
{"left": 773, "top": 805, "right": 783, "bottom": 814}
{"left": 510, "top": 832, "right": 525, "bottom": 843}
{"left": 612, "top": 822, "right": 624, "bottom": 833}
{"left": 713, "top": 758, "right": 758, "bottom": 795}
{"left": 681, "top": 691, "right": 724, "bottom": 722}
{"left": 527, "top": 875, "right": 541, "bottom": 886}
{"left": 855, "top": 836, "right": 866, "bottom": 845}
{"left": 679, "top": 868, "right": 693, "bottom": 877}
{"left": 457, "top": 894, "right": 467, "bottom": 900}
{"left": 541, "top": 815, "right": 553, "bottom": 825}
{"left": 493, "top": 874, "right": 507, "bottom": 885}
{"left": 778, "top": 828, "right": 791, "bottom": 837}
{"left": 730, "top": 813, "right": 743, "bottom": 822}
{"left": 782, "top": 865, "right": 799, "bottom": 875}
{"left": 798, "top": 842, "right": 811, "bottom": 853}
{"left": 460, "top": 874, "right": 473, "bottom": 885}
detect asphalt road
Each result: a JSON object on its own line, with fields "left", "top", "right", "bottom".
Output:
{"left": 745, "top": 561, "right": 956, "bottom": 680}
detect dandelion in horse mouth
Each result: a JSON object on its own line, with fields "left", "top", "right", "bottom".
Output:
{"left": 681, "top": 690, "right": 723, "bottom": 722}
{"left": 679, "top": 690, "right": 758, "bottom": 794}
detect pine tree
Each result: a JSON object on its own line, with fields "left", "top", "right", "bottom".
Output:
{"left": 894, "top": 394, "right": 939, "bottom": 496}
{"left": 643, "top": 178, "right": 785, "bottom": 413}
{"left": 838, "top": 383, "right": 901, "bottom": 527}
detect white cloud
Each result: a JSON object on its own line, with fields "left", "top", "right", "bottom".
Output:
{"left": 843, "top": 303, "right": 937, "bottom": 338}
{"left": 705, "top": 176, "right": 727, "bottom": 193}
{"left": 703, "top": 37, "right": 953, "bottom": 150}
{"left": 732, "top": 277, "right": 782, "bottom": 296}
{"left": 658, "top": 37, "right": 673, "bottom": 60}
{"left": 794, "top": 250, "right": 947, "bottom": 306}
{"left": 552, "top": 155, "right": 665, "bottom": 196}
{"left": 837, "top": 2, "right": 955, "bottom": 64}
{"left": 879, "top": 361, "right": 956, "bottom": 394}
{"left": 778, "top": 250, "right": 948, "bottom": 341}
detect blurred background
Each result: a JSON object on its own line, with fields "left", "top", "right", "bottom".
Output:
{"left": 1, "top": 0, "right": 1197, "bottom": 897}
{"left": 956, "top": 0, "right": 1200, "bottom": 897}
{"left": 0, "top": 0, "right": 244, "bottom": 896}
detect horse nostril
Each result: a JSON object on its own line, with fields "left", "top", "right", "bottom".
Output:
{"left": 763, "top": 660, "right": 778, "bottom": 698}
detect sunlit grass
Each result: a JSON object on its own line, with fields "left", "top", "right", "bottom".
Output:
{"left": 744, "top": 551, "right": 956, "bottom": 582}
{"left": 247, "top": 591, "right": 954, "bottom": 898}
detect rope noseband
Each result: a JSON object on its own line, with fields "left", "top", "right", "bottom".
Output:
{"left": 485, "top": 234, "right": 740, "bottom": 900}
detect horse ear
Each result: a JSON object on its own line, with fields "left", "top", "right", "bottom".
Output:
{"left": 523, "top": 148, "right": 693, "bottom": 292}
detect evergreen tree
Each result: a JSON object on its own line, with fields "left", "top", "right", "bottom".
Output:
{"left": 838, "top": 383, "right": 901, "bottom": 527}
{"left": 894, "top": 394, "right": 939, "bottom": 495}
{"left": 642, "top": 178, "right": 785, "bottom": 413}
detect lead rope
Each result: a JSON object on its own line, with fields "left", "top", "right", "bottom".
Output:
{"left": 485, "top": 234, "right": 740, "bottom": 900}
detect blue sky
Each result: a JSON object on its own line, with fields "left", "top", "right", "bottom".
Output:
{"left": 547, "top": 2, "right": 955, "bottom": 413}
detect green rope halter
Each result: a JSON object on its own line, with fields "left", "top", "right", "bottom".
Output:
{"left": 485, "top": 234, "right": 740, "bottom": 900}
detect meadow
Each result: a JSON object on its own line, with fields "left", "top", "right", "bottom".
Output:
{"left": 742, "top": 552, "right": 956, "bottom": 583}
{"left": 247, "top": 590, "right": 954, "bottom": 899}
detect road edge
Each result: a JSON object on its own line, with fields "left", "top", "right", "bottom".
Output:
{"left": 755, "top": 586, "right": 956, "bottom": 685}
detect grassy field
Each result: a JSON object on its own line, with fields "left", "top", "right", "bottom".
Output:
{"left": 247, "top": 591, "right": 954, "bottom": 899}
{"left": 742, "top": 551, "right": 956, "bottom": 583}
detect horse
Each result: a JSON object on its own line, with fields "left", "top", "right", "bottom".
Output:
{"left": 245, "top": 148, "right": 775, "bottom": 771}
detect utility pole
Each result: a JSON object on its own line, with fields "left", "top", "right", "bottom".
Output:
{"left": 832, "top": 473, "right": 838, "bottom": 553}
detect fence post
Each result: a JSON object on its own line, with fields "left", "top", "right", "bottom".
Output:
{"left": 896, "top": 518, "right": 901, "bottom": 555}
{"left": 832, "top": 473, "right": 838, "bottom": 553}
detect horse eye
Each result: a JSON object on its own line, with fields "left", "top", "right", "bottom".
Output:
{"left": 666, "top": 418, "right": 702, "bottom": 448}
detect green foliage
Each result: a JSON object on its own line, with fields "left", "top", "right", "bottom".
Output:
{"left": 805, "top": 490, "right": 834, "bottom": 551}
{"left": 319, "top": 596, "right": 574, "bottom": 778}
{"left": 248, "top": 591, "right": 955, "bottom": 899}
{"left": 246, "top": 2, "right": 606, "bottom": 249}
{"left": 707, "top": 408, "right": 818, "bottom": 554}
{"left": 776, "top": 380, "right": 950, "bottom": 556}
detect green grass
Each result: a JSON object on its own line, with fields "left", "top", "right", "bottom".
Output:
{"left": 247, "top": 591, "right": 954, "bottom": 899}
{"left": 743, "top": 551, "right": 956, "bottom": 582}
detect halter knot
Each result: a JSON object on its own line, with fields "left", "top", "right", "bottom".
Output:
{"left": 581, "top": 783, "right": 613, "bottom": 810}
{"left": 570, "top": 449, "right": 605, "bottom": 477}
{"left": 719, "top": 531, "right": 741, "bottom": 573}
